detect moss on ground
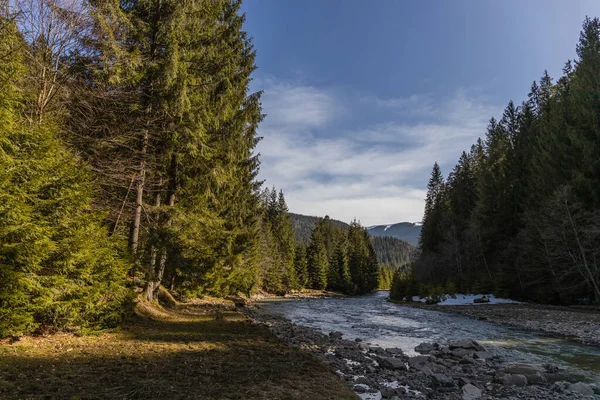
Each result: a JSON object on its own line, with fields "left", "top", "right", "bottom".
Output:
{"left": 0, "top": 299, "right": 357, "bottom": 399}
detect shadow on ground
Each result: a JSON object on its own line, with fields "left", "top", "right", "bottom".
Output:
{"left": 0, "top": 302, "right": 357, "bottom": 400}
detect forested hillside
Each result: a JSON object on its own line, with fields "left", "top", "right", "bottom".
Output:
{"left": 394, "top": 17, "right": 600, "bottom": 305}
{"left": 290, "top": 213, "right": 416, "bottom": 268}
{"left": 289, "top": 213, "right": 349, "bottom": 243}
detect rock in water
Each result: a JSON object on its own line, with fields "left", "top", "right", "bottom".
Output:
{"left": 415, "top": 342, "right": 437, "bottom": 354}
{"left": 461, "top": 383, "right": 482, "bottom": 400}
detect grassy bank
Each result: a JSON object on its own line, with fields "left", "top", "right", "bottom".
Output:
{"left": 0, "top": 298, "right": 357, "bottom": 400}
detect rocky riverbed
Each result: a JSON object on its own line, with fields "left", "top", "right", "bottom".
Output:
{"left": 244, "top": 305, "right": 599, "bottom": 400}
{"left": 402, "top": 303, "right": 600, "bottom": 347}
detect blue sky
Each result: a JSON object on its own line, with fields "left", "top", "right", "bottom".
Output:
{"left": 241, "top": 0, "right": 600, "bottom": 225}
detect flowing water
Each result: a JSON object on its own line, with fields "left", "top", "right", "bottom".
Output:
{"left": 259, "top": 291, "right": 600, "bottom": 383}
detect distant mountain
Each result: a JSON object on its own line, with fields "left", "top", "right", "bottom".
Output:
{"left": 367, "top": 222, "right": 422, "bottom": 246}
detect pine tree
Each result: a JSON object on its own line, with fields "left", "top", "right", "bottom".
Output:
{"left": 0, "top": 12, "right": 129, "bottom": 336}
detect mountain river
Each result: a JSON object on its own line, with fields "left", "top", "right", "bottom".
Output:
{"left": 258, "top": 291, "right": 600, "bottom": 383}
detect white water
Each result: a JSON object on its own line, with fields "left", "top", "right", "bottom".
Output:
{"left": 259, "top": 291, "right": 600, "bottom": 383}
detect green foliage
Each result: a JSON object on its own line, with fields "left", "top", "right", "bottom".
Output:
{"left": 0, "top": 15, "right": 129, "bottom": 336}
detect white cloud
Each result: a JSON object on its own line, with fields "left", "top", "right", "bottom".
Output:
{"left": 255, "top": 79, "right": 501, "bottom": 226}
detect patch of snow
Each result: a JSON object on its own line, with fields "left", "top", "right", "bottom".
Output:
{"left": 335, "top": 369, "right": 345, "bottom": 376}
{"left": 352, "top": 375, "right": 366, "bottom": 381}
{"left": 411, "top": 293, "right": 521, "bottom": 305}
{"left": 325, "top": 348, "right": 335, "bottom": 356}
{"left": 345, "top": 358, "right": 361, "bottom": 366}
{"left": 413, "top": 221, "right": 423, "bottom": 226}
{"left": 383, "top": 225, "right": 392, "bottom": 231}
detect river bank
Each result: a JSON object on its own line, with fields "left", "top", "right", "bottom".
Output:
{"left": 247, "top": 303, "right": 599, "bottom": 399}
{"left": 246, "top": 304, "right": 599, "bottom": 399}
{"left": 0, "top": 298, "right": 356, "bottom": 399}
{"left": 396, "top": 301, "right": 600, "bottom": 347}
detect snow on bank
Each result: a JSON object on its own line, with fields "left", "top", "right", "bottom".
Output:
{"left": 411, "top": 294, "right": 522, "bottom": 305}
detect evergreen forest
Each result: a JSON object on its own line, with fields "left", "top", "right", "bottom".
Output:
{"left": 392, "top": 17, "right": 600, "bottom": 305}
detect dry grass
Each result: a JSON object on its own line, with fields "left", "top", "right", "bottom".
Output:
{"left": 0, "top": 299, "right": 357, "bottom": 400}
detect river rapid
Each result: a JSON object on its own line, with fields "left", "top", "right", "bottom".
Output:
{"left": 258, "top": 291, "right": 600, "bottom": 384}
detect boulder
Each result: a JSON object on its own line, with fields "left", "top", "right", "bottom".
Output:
{"left": 415, "top": 342, "right": 437, "bottom": 354}
{"left": 408, "top": 355, "right": 433, "bottom": 370}
{"left": 503, "top": 363, "right": 547, "bottom": 384}
{"left": 448, "top": 339, "right": 485, "bottom": 352}
{"left": 461, "top": 383, "right": 482, "bottom": 400}
{"left": 432, "top": 373, "right": 455, "bottom": 388}
{"left": 385, "top": 347, "right": 404, "bottom": 356}
{"left": 500, "top": 373, "right": 528, "bottom": 387}
{"left": 379, "top": 357, "right": 407, "bottom": 370}
{"left": 473, "top": 296, "right": 490, "bottom": 304}
{"left": 570, "top": 382, "right": 594, "bottom": 396}
{"left": 369, "top": 345, "right": 386, "bottom": 354}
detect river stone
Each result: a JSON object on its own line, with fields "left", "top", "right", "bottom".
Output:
{"left": 408, "top": 355, "right": 433, "bottom": 370}
{"left": 385, "top": 347, "right": 404, "bottom": 356}
{"left": 369, "top": 345, "right": 386, "bottom": 354}
{"left": 415, "top": 342, "right": 437, "bottom": 354}
{"left": 379, "top": 357, "right": 407, "bottom": 370}
{"left": 432, "top": 373, "right": 455, "bottom": 388}
{"left": 570, "top": 382, "right": 594, "bottom": 396}
{"left": 503, "top": 363, "right": 547, "bottom": 384}
{"left": 461, "top": 383, "right": 482, "bottom": 400}
{"left": 448, "top": 339, "right": 485, "bottom": 352}
{"left": 501, "top": 373, "right": 528, "bottom": 387}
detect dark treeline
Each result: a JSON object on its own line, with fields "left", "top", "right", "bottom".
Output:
{"left": 393, "top": 17, "right": 600, "bottom": 305}
{"left": 0, "top": 0, "right": 381, "bottom": 338}
{"left": 302, "top": 216, "right": 379, "bottom": 295}
{"left": 290, "top": 213, "right": 415, "bottom": 271}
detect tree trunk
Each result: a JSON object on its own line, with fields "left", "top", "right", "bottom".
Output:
{"left": 130, "top": 130, "right": 148, "bottom": 256}
{"left": 151, "top": 156, "right": 176, "bottom": 300}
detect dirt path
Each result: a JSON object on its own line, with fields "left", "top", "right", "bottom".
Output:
{"left": 0, "top": 300, "right": 357, "bottom": 400}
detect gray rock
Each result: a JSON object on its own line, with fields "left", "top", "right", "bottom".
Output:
{"left": 473, "top": 296, "right": 490, "bottom": 303}
{"left": 354, "top": 338, "right": 363, "bottom": 342}
{"left": 415, "top": 342, "right": 437, "bottom": 354}
{"left": 503, "top": 363, "right": 547, "bottom": 384}
{"left": 460, "top": 356, "right": 476, "bottom": 365}
{"left": 432, "top": 373, "right": 455, "bottom": 388}
{"left": 448, "top": 339, "right": 485, "bottom": 352}
{"left": 408, "top": 355, "right": 433, "bottom": 370}
{"left": 461, "top": 383, "right": 482, "bottom": 400}
{"left": 379, "top": 357, "right": 407, "bottom": 370}
{"left": 501, "top": 373, "right": 528, "bottom": 387}
{"left": 570, "top": 382, "right": 594, "bottom": 396}
{"left": 385, "top": 347, "right": 404, "bottom": 356}
{"left": 369, "top": 345, "right": 386, "bottom": 354}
